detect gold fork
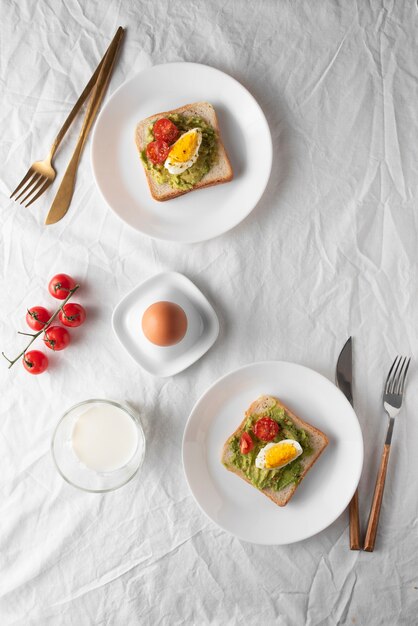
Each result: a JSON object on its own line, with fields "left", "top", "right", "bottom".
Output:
{"left": 9, "top": 29, "right": 120, "bottom": 208}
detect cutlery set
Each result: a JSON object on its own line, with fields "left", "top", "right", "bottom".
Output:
{"left": 336, "top": 339, "right": 411, "bottom": 552}
{"left": 10, "top": 26, "right": 124, "bottom": 224}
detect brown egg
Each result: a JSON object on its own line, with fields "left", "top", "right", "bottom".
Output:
{"left": 141, "top": 301, "right": 188, "bottom": 347}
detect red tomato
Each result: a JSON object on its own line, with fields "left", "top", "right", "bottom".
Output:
{"left": 253, "top": 417, "right": 279, "bottom": 442}
{"left": 240, "top": 432, "right": 254, "bottom": 454}
{"left": 23, "top": 350, "right": 48, "bottom": 374}
{"left": 59, "top": 303, "right": 86, "bottom": 328}
{"left": 26, "top": 306, "right": 51, "bottom": 331}
{"left": 153, "top": 118, "right": 180, "bottom": 144}
{"left": 146, "top": 140, "right": 170, "bottom": 165}
{"left": 48, "top": 274, "right": 76, "bottom": 300}
{"left": 43, "top": 326, "right": 71, "bottom": 351}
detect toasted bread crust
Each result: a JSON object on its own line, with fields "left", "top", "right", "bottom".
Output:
{"left": 221, "top": 395, "right": 329, "bottom": 507}
{"left": 135, "top": 102, "right": 233, "bottom": 201}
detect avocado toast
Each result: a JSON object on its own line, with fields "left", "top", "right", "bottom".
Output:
{"left": 221, "top": 395, "right": 329, "bottom": 507}
{"left": 135, "top": 102, "right": 233, "bottom": 201}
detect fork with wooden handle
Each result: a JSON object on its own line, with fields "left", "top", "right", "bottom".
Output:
{"left": 45, "top": 26, "right": 124, "bottom": 225}
{"left": 10, "top": 27, "right": 123, "bottom": 208}
{"left": 363, "top": 355, "right": 411, "bottom": 552}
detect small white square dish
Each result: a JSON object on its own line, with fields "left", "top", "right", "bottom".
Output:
{"left": 112, "top": 272, "right": 219, "bottom": 377}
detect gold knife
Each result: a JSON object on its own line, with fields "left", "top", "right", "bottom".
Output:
{"left": 45, "top": 26, "right": 124, "bottom": 225}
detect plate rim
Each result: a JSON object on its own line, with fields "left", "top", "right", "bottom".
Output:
{"left": 182, "top": 359, "right": 364, "bottom": 545}
{"left": 111, "top": 271, "right": 220, "bottom": 377}
{"left": 91, "top": 61, "right": 273, "bottom": 243}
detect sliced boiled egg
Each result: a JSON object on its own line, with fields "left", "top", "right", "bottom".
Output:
{"left": 164, "top": 128, "right": 202, "bottom": 175}
{"left": 255, "top": 440, "right": 303, "bottom": 470}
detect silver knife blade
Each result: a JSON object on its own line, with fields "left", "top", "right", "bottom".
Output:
{"left": 336, "top": 336, "right": 360, "bottom": 550}
{"left": 336, "top": 337, "right": 353, "bottom": 406}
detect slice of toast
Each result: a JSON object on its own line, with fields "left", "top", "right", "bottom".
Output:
{"left": 221, "top": 395, "right": 329, "bottom": 507}
{"left": 135, "top": 102, "right": 233, "bottom": 201}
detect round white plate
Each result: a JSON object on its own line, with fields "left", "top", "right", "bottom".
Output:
{"left": 91, "top": 62, "right": 272, "bottom": 243}
{"left": 182, "top": 361, "right": 363, "bottom": 545}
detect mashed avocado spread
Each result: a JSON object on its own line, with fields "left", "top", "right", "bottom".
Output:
{"left": 226, "top": 406, "right": 312, "bottom": 492}
{"left": 140, "top": 114, "right": 218, "bottom": 191}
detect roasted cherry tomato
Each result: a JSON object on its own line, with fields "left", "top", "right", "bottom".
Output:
{"left": 153, "top": 118, "right": 180, "bottom": 145}
{"left": 48, "top": 274, "right": 76, "bottom": 300}
{"left": 59, "top": 303, "right": 86, "bottom": 328}
{"left": 43, "top": 326, "right": 70, "bottom": 351}
{"left": 26, "top": 306, "right": 51, "bottom": 331}
{"left": 253, "top": 417, "right": 279, "bottom": 442}
{"left": 240, "top": 432, "right": 254, "bottom": 455}
{"left": 146, "top": 140, "right": 170, "bottom": 165}
{"left": 23, "top": 350, "right": 48, "bottom": 374}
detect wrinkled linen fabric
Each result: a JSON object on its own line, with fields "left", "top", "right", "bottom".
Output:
{"left": 1, "top": 0, "right": 418, "bottom": 624}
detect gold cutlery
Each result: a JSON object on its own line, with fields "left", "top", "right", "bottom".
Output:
{"left": 364, "top": 355, "right": 411, "bottom": 551}
{"left": 10, "top": 27, "right": 123, "bottom": 209}
{"left": 45, "top": 27, "right": 124, "bottom": 225}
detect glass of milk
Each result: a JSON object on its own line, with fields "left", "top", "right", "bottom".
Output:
{"left": 51, "top": 399, "right": 145, "bottom": 492}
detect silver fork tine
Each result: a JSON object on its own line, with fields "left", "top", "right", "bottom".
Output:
{"left": 394, "top": 356, "right": 407, "bottom": 394}
{"left": 20, "top": 176, "right": 46, "bottom": 206}
{"left": 389, "top": 356, "right": 403, "bottom": 394}
{"left": 391, "top": 356, "right": 404, "bottom": 394}
{"left": 14, "top": 173, "right": 41, "bottom": 201}
{"left": 10, "top": 170, "right": 33, "bottom": 199}
{"left": 385, "top": 356, "right": 399, "bottom": 394}
{"left": 400, "top": 357, "right": 411, "bottom": 394}
{"left": 25, "top": 179, "right": 52, "bottom": 208}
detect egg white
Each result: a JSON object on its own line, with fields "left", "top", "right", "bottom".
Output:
{"left": 255, "top": 440, "right": 303, "bottom": 470}
{"left": 164, "top": 129, "right": 202, "bottom": 175}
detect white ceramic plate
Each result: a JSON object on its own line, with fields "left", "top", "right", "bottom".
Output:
{"left": 91, "top": 62, "right": 272, "bottom": 242}
{"left": 182, "top": 361, "right": 363, "bottom": 545}
{"left": 112, "top": 272, "right": 219, "bottom": 377}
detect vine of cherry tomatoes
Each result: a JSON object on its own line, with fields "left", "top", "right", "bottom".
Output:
{"left": 2, "top": 273, "right": 87, "bottom": 375}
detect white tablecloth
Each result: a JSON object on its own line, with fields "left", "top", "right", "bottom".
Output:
{"left": 1, "top": 1, "right": 418, "bottom": 624}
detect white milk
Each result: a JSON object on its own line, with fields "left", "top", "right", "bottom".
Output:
{"left": 71, "top": 404, "right": 138, "bottom": 472}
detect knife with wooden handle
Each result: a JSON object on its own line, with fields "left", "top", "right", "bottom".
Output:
{"left": 45, "top": 26, "right": 124, "bottom": 225}
{"left": 336, "top": 337, "right": 361, "bottom": 550}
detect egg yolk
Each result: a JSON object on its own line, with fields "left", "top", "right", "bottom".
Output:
{"left": 168, "top": 131, "right": 199, "bottom": 163}
{"left": 265, "top": 443, "right": 298, "bottom": 468}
